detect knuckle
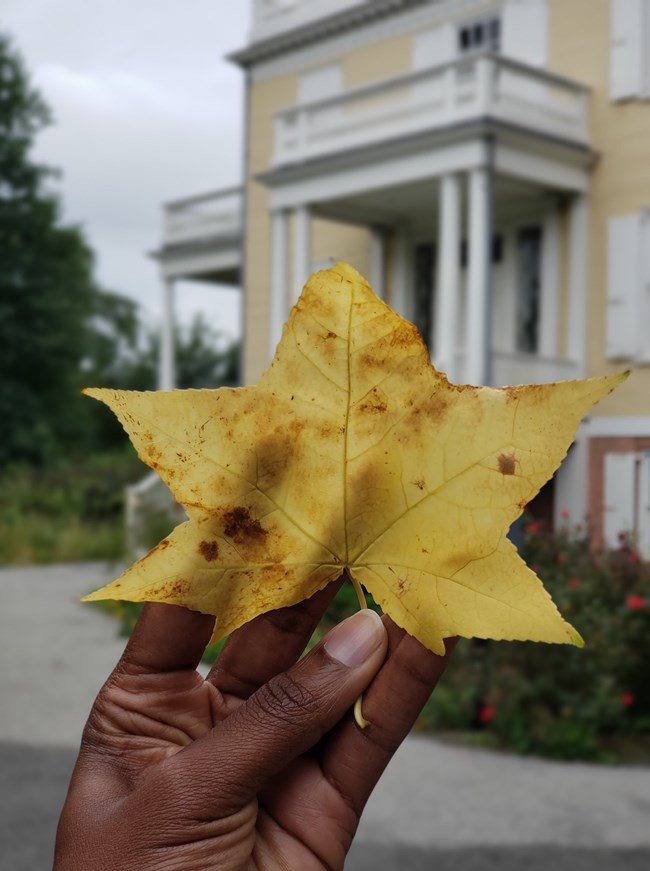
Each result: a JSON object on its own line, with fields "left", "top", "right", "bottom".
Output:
{"left": 253, "top": 672, "right": 320, "bottom": 725}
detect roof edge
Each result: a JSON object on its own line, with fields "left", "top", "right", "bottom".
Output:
{"left": 228, "top": 0, "right": 428, "bottom": 67}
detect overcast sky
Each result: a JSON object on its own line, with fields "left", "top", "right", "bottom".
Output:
{"left": 3, "top": 0, "right": 249, "bottom": 342}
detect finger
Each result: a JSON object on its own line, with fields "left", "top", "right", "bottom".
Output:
{"left": 207, "top": 578, "right": 343, "bottom": 704}
{"left": 161, "top": 609, "right": 387, "bottom": 817}
{"left": 318, "top": 619, "right": 457, "bottom": 817}
{"left": 118, "top": 602, "right": 215, "bottom": 673}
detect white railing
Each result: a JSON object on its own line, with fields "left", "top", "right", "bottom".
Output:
{"left": 491, "top": 351, "right": 579, "bottom": 386}
{"left": 163, "top": 186, "right": 243, "bottom": 248}
{"left": 273, "top": 54, "right": 589, "bottom": 167}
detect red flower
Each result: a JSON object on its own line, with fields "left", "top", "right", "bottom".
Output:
{"left": 560, "top": 508, "right": 570, "bottom": 519}
{"left": 568, "top": 578, "right": 581, "bottom": 590}
{"left": 478, "top": 704, "right": 496, "bottom": 725}
{"left": 629, "top": 550, "right": 640, "bottom": 564}
{"left": 627, "top": 595, "right": 646, "bottom": 610}
{"left": 621, "top": 692, "right": 636, "bottom": 707}
{"left": 524, "top": 521, "right": 540, "bottom": 534}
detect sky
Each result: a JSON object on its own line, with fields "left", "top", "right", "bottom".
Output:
{"left": 3, "top": 0, "right": 250, "bottom": 342}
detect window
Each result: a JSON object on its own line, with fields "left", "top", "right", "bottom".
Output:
{"left": 516, "top": 227, "right": 542, "bottom": 353}
{"left": 606, "top": 210, "right": 650, "bottom": 361}
{"left": 413, "top": 243, "right": 435, "bottom": 351}
{"left": 458, "top": 16, "right": 501, "bottom": 55}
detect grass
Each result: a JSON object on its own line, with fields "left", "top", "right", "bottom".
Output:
{"left": 0, "top": 513, "right": 124, "bottom": 564}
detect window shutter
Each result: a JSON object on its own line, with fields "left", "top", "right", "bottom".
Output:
{"left": 610, "top": 0, "right": 644, "bottom": 100}
{"left": 606, "top": 214, "right": 641, "bottom": 360}
{"left": 298, "top": 64, "right": 342, "bottom": 104}
{"left": 637, "top": 452, "right": 650, "bottom": 559}
{"left": 641, "top": 211, "right": 650, "bottom": 360}
{"left": 502, "top": 0, "right": 548, "bottom": 67}
{"left": 603, "top": 452, "right": 637, "bottom": 549}
{"left": 412, "top": 24, "right": 455, "bottom": 70}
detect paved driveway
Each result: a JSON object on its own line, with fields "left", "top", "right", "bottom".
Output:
{"left": 2, "top": 563, "right": 649, "bottom": 870}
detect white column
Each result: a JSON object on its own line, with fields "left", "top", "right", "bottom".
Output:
{"left": 539, "top": 206, "right": 560, "bottom": 359}
{"left": 466, "top": 166, "right": 492, "bottom": 385}
{"left": 293, "top": 204, "right": 312, "bottom": 303}
{"left": 435, "top": 173, "right": 461, "bottom": 380}
{"left": 567, "top": 193, "right": 589, "bottom": 377}
{"left": 370, "top": 226, "right": 385, "bottom": 298}
{"left": 391, "top": 224, "right": 412, "bottom": 319}
{"left": 159, "top": 277, "right": 176, "bottom": 391}
{"left": 269, "top": 209, "right": 289, "bottom": 358}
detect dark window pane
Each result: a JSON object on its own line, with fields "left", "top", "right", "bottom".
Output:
{"left": 413, "top": 243, "right": 435, "bottom": 352}
{"left": 516, "top": 226, "right": 542, "bottom": 353}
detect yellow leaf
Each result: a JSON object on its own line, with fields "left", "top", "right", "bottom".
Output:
{"left": 83, "top": 263, "right": 626, "bottom": 654}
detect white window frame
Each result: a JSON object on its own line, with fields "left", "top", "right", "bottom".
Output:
{"left": 457, "top": 15, "right": 502, "bottom": 56}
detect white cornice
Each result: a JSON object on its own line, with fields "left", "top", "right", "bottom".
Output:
{"left": 234, "top": 0, "right": 504, "bottom": 82}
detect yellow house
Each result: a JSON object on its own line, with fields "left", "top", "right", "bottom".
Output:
{"left": 159, "top": 0, "right": 650, "bottom": 555}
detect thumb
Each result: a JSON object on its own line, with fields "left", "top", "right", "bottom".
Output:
{"left": 172, "top": 609, "right": 387, "bottom": 816}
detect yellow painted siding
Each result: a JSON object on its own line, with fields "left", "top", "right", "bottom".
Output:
{"left": 549, "top": 0, "right": 650, "bottom": 417}
{"left": 342, "top": 32, "right": 412, "bottom": 88}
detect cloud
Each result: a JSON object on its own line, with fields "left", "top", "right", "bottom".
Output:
{"left": 4, "top": 0, "right": 249, "bottom": 334}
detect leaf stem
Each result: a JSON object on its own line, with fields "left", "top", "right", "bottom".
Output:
{"left": 347, "top": 570, "right": 367, "bottom": 611}
{"left": 346, "top": 570, "right": 370, "bottom": 729}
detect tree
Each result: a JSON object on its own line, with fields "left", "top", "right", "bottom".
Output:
{"left": 0, "top": 33, "right": 103, "bottom": 466}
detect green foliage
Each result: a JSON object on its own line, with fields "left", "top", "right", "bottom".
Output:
{"left": 422, "top": 522, "right": 650, "bottom": 760}
{"left": 0, "top": 33, "right": 102, "bottom": 466}
{"left": 0, "top": 32, "right": 242, "bottom": 468}
{"left": 0, "top": 450, "right": 143, "bottom": 564}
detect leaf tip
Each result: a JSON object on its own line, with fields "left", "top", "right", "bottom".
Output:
{"left": 569, "top": 626, "right": 585, "bottom": 648}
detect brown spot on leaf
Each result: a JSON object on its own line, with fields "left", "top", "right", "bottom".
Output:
{"left": 414, "top": 479, "right": 425, "bottom": 491}
{"left": 498, "top": 453, "right": 517, "bottom": 476}
{"left": 149, "top": 578, "right": 191, "bottom": 600}
{"left": 199, "top": 540, "right": 219, "bottom": 561}
{"left": 223, "top": 507, "right": 267, "bottom": 544}
{"left": 359, "top": 387, "right": 388, "bottom": 415}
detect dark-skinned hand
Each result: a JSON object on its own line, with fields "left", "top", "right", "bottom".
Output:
{"left": 54, "top": 580, "right": 455, "bottom": 870}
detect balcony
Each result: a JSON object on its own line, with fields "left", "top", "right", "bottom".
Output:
{"left": 163, "top": 186, "right": 243, "bottom": 248}
{"left": 272, "top": 54, "right": 589, "bottom": 169}
{"left": 155, "top": 186, "right": 243, "bottom": 284}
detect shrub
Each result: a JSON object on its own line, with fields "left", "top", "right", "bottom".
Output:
{"left": 423, "top": 521, "right": 650, "bottom": 760}
{"left": 0, "top": 450, "right": 143, "bottom": 564}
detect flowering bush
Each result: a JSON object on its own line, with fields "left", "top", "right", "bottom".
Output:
{"left": 419, "top": 520, "right": 650, "bottom": 760}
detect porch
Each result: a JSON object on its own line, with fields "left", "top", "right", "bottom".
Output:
{"left": 259, "top": 54, "right": 594, "bottom": 387}
{"left": 151, "top": 186, "right": 244, "bottom": 389}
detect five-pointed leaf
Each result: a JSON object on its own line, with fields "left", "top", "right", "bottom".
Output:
{"left": 83, "top": 263, "right": 625, "bottom": 654}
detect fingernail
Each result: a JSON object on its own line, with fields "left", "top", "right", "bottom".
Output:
{"left": 324, "top": 609, "right": 385, "bottom": 668}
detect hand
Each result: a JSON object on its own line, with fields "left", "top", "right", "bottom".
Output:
{"left": 55, "top": 582, "right": 454, "bottom": 870}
